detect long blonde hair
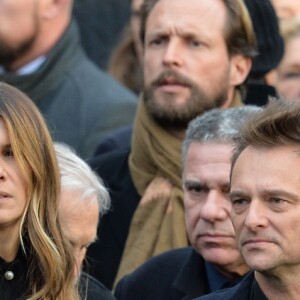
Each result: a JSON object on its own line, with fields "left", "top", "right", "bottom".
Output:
{"left": 0, "top": 82, "right": 79, "bottom": 299}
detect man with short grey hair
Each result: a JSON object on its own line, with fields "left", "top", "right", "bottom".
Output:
{"left": 197, "top": 99, "right": 300, "bottom": 300}
{"left": 114, "top": 106, "right": 260, "bottom": 300}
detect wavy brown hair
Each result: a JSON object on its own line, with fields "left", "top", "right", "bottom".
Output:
{"left": 0, "top": 82, "right": 79, "bottom": 300}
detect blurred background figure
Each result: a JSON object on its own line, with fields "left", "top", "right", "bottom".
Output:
{"left": 0, "top": 0, "right": 137, "bottom": 159}
{"left": 73, "top": 0, "right": 131, "bottom": 70}
{"left": 275, "top": 17, "right": 300, "bottom": 102}
{"left": 243, "top": 0, "right": 284, "bottom": 106}
{"left": 271, "top": 0, "right": 300, "bottom": 20}
{"left": 56, "top": 143, "right": 115, "bottom": 300}
{"left": 108, "top": 0, "right": 144, "bottom": 95}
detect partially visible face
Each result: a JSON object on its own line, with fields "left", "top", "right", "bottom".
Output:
{"left": 271, "top": 0, "right": 300, "bottom": 20}
{"left": 131, "top": 0, "right": 144, "bottom": 64}
{"left": 143, "top": 0, "right": 238, "bottom": 130}
{"left": 230, "top": 145, "right": 300, "bottom": 274}
{"left": 0, "top": 0, "right": 40, "bottom": 67}
{"left": 183, "top": 142, "right": 247, "bottom": 275}
{"left": 276, "top": 35, "right": 300, "bottom": 102}
{"left": 0, "top": 118, "right": 28, "bottom": 233}
{"left": 59, "top": 190, "right": 99, "bottom": 278}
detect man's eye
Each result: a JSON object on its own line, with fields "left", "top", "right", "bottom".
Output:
{"left": 190, "top": 40, "right": 201, "bottom": 47}
{"left": 231, "top": 198, "right": 248, "bottom": 206}
{"left": 189, "top": 186, "right": 202, "bottom": 193}
{"left": 185, "top": 184, "right": 205, "bottom": 195}
{"left": 269, "top": 197, "right": 284, "bottom": 205}
{"left": 282, "top": 72, "right": 300, "bottom": 80}
{"left": 150, "top": 38, "right": 163, "bottom": 46}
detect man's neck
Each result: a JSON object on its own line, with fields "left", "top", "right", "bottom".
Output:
{"left": 255, "top": 269, "right": 300, "bottom": 300}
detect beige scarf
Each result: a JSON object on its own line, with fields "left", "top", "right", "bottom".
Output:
{"left": 114, "top": 91, "right": 242, "bottom": 286}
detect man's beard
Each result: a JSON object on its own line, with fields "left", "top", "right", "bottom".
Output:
{"left": 0, "top": 19, "right": 38, "bottom": 69}
{"left": 144, "top": 69, "right": 229, "bottom": 131}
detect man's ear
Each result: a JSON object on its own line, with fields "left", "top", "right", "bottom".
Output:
{"left": 41, "top": 0, "right": 70, "bottom": 20}
{"left": 229, "top": 54, "right": 252, "bottom": 87}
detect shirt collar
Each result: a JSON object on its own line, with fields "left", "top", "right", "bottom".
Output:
{"left": 0, "top": 55, "right": 46, "bottom": 75}
{"left": 205, "top": 261, "right": 230, "bottom": 292}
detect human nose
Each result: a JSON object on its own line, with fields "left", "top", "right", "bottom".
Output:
{"left": 200, "top": 191, "right": 228, "bottom": 223}
{"left": 244, "top": 199, "right": 268, "bottom": 231}
{"left": 162, "top": 39, "right": 183, "bottom": 68}
{"left": 0, "top": 160, "right": 6, "bottom": 180}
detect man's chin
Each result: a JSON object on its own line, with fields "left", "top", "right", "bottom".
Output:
{"left": 202, "top": 248, "right": 239, "bottom": 264}
{"left": 153, "top": 88, "right": 190, "bottom": 105}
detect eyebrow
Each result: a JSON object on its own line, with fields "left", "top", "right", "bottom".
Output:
{"left": 229, "top": 189, "right": 300, "bottom": 202}
{"left": 229, "top": 190, "right": 247, "bottom": 199}
{"left": 183, "top": 179, "right": 202, "bottom": 188}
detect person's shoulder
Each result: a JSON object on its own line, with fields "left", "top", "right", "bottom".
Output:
{"left": 88, "top": 147, "right": 136, "bottom": 196}
{"left": 94, "top": 125, "right": 133, "bottom": 156}
{"left": 131, "top": 246, "right": 194, "bottom": 272}
{"left": 195, "top": 271, "right": 255, "bottom": 300}
{"left": 115, "top": 247, "right": 194, "bottom": 293}
{"left": 80, "top": 272, "right": 116, "bottom": 300}
{"left": 89, "top": 147, "right": 131, "bottom": 177}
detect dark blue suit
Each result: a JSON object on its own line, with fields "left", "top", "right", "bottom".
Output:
{"left": 195, "top": 271, "right": 267, "bottom": 300}
{"left": 115, "top": 247, "right": 209, "bottom": 300}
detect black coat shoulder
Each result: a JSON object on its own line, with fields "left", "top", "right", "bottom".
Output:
{"left": 115, "top": 247, "right": 207, "bottom": 300}
{"left": 194, "top": 271, "right": 255, "bottom": 300}
{"left": 87, "top": 148, "right": 140, "bottom": 290}
{"left": 79, "top": 272, "right": 116, "bottom": 300}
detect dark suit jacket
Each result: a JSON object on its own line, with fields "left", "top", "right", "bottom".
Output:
{"left": 114, "top": 247, "right": 209, "bottom": 300}
{"left": 87, "top": 148, "right": 140, "bottom": 290}
{"left": 80, "top": 272, "right": 116, "bottom": 300}
{"left": 195, "top": 271, "right": 258, "bottom": 300}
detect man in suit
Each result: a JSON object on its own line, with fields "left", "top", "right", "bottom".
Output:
{"left": 197, "top": 99, "right": 300, "bottom": 299}
{"left": 114, "top": 106, "right": 260, "bottom": 300}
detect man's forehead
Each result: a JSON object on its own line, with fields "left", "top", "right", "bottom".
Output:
{"left": 60, "top": 189, "right": 99, "bottom": 214}
{"left": 147, "top": 0, "right": 227, "bottom": 27}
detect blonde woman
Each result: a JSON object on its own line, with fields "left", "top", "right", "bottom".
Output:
{"left": 0, "top": 82, "right": 79, "bottom": 299}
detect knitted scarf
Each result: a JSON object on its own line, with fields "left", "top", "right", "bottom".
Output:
{"left": 114, "top": 91, "right": 242, "bottom": 285}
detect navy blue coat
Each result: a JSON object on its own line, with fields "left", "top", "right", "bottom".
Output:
{"left": 87, "top": 148, "right": 140, "bottom": 290}
{"left": 195, "top": 271, "right": 265, "bottom": 300}
{"left": 114, "top": 247, "right": 209, "bottom": 300}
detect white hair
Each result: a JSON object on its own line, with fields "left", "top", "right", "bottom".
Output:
{"left": 55, "top": 142, "right": 110, "bottom": 215}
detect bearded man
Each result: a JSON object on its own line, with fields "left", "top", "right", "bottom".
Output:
{"left": 87, "top": 0, "right": 256, "bottom": 290}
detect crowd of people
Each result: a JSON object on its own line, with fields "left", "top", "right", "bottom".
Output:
{"left": 1, "top": 0, "right": 300, "bottom": 299}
